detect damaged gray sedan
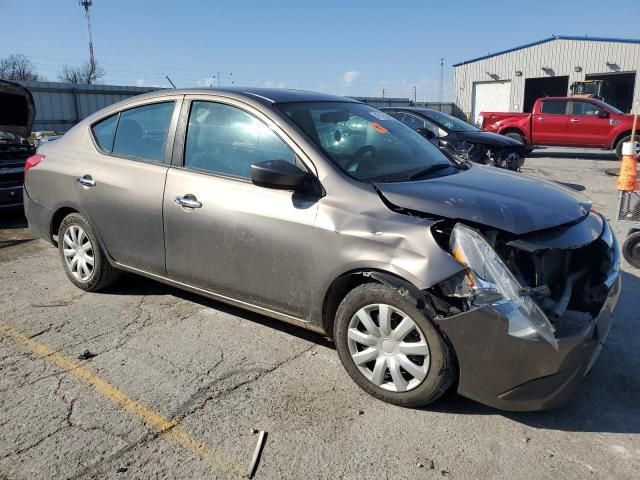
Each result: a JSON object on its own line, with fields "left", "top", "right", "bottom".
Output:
{"left": 24, "top": 88, "right": 620, "bottom": 411}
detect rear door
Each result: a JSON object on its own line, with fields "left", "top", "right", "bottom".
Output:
{"left": 532, "top": 100, "right": 568, "bottom": 145}
{"left": 162, "top": 97, "right": 319, "bottom": 318}
{"left": 75, "top": 97, "right": 182, "bottom": 275}
{"left": 565, "top": 100, "right": 611, "bottom": 147}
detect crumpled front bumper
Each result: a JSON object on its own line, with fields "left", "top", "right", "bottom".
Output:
{"left": 435, "top": 222, "right": 621, "bottom": 412}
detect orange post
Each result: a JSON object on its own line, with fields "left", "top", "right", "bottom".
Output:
{"left": 617, "top": 112, "right": 638, "bottom": 191}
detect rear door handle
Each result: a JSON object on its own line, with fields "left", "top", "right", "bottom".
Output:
{"left": 570, "top": 118, "right": 580, "bottom": 123}
{"left": 76, "top": 175, "right": 96, "bottom": 187}
{"left": 537, "top": 116, "right": 544, "bottom": 121}
{"left": 174, "top": 194, "right": 202, "bottom": 209}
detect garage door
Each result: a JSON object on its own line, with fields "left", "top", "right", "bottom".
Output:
{"left": 472, "top": 81, "right": 511, "bottom": 125}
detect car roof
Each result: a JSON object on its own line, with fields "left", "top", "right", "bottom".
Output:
{"left": 125, "top": 87, "right": 358, "bottom": 106}
{"left": 380, "top": 107, "right": 443, "bottom": 116}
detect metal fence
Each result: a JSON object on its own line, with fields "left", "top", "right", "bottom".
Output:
{"left": 350, "top": 97, "right": 465, "bottom": 119}
{"left": 15, "top": 81, "right": 160, "bottom": 133}
{"left": 14, "top": 82, "right": 466, "bottom": 133}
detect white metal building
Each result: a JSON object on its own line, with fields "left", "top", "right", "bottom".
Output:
{"left": 453, "top": 35, "right": 640, "bottom": 124}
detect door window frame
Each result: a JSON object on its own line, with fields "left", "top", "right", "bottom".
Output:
{"left": 88, "top": 96, "right": 184, "bottom": 165}
{"left": 171, "top": 95, "right": 319, "bottom": 183}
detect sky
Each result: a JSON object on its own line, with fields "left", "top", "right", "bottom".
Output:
{"left": 1, "top": 0, "right": 639, "bottom": 101}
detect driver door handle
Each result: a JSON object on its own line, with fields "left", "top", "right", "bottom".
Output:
{"left": 570, "top": 118, "right": 580, "bottom": 123}
{"left": 174, "top": 194, "right": 202, "bottom": 209}
{"left": 76, "top": 175, "right": 96, "bottom": 187}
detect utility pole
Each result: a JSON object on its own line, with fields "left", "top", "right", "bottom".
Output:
{"left": 79, "top": 1, "right": 96, "bottom": 69}
{"left": 439, "top": 57, "right": 444, "bottom": 104}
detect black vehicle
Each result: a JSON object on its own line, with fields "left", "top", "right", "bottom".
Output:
{"left": 381, "top": 107, "right": 526, "bottom": 171}
{"left": 0, "top": 80, "right": 36, "bottom": 209}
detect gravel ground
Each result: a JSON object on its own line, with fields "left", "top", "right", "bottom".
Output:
{"left": 1, "top": 147, "right": 639, "bottom": 480}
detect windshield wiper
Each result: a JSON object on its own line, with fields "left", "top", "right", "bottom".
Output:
{"left": 406, "top": 163, "right": 453, "bottom": 180}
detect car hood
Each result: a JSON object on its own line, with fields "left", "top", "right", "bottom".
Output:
{"left": 454, "top": 130, "right": 523, "bottom": 147}
{"left": 0, "top": 80, "right": 35, "bottom": 139}
{"left": 375, "top": 165, "right": 591, "bottom": 235}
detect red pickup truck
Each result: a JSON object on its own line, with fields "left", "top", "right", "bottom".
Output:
{"left": 480, "top": 97, "right": 637, "bottom": 158}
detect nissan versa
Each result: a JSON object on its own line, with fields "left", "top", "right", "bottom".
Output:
{"left": 24, "top": 88, "right": 621, "bottom": 411}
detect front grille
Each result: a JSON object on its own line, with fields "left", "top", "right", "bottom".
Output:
{"left": 617, "top": 191, "right": 640, "bottom": 223}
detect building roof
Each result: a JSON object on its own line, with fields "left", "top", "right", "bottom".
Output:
{"left": 452, "top": 35, "right": 640, "bottom": 67}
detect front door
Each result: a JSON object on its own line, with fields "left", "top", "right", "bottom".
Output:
{"left": 75, "top": 99, "right": 181, "bottom": 274}
{"left": 163, "top": 98, "right": 319, "bottom": 318}
{"left": 565, "top": 100, "right": 611, "bottom": 147}
{"left": 532, "top": 99, "right": 569, "bottom": 145}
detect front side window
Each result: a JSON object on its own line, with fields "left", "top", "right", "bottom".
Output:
{"left": 278, "top": 102, "right": 456, "bottom": 182}
{"left": 111, "top": 102, "right": 175, "bottom": 162}
{"left": 571, "top": 101, "right": 601, "bottom": 116}
{"left": 91, "top": 114, "right": 118, "bottom": 153}
{"left": 540, "top": 101, "right": 567, "bottom": 115}
{"left": 184, "top": 101, "right": 296, "bottom": 179}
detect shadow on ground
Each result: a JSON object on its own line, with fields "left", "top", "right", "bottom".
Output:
{"left": 528, "top": 149, "right": 618, "bottom": 161}
{"left": 104, "top": 264, "right": 640, "bottom": 436}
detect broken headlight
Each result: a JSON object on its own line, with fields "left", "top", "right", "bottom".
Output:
{"left": 449, "top": 223, "right": 558, "bottom": 349}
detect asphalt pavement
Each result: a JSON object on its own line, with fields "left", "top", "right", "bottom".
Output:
{"left": 1, "top": 148, "right": 639, "bottom": 479}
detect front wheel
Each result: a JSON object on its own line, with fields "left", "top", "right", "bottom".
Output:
{"left": 334, "top": 283, "right": 456, "bottom": 407}
{"left": 622, "top": 231, "right": 640, "bottom": 269}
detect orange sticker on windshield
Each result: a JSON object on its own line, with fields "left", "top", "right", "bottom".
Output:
{"left": 370, "top": 122, "right": 388, "bottom": 134}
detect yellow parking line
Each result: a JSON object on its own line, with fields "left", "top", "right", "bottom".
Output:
{"left": 0, "top": 322, "right": 244, "bottom": 476}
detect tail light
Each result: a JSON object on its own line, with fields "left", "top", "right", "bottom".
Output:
{"left": 24, "top": 154, "right": 45, "bottom": 177}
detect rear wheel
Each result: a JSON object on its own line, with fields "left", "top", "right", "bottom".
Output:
{"left": 622, "top": 231, "right": 640, "bottom": 268}
{"left": 615, "top": 136, "right": 640, "bottom": 160}
{"left": 58, "top": 213, "right": 119, "bottom": 291}
{"left": 334, "top": 283, "right": 456, "bottom": 407}
{"left": 504, "top": 131, "right": 525, "bottom": 146}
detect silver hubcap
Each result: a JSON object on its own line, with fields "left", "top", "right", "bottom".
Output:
{"left": 62, "top": 225, "right": 94, "bottom": 282}
{"left": 347, "top": 304, "right": 430, "bottom": 392}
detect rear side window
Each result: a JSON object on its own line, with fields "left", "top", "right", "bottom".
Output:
{"left": 91, "top": 114, "right": 118, "bottom": 153}
{"left": 540, "top": 101, "right": 567, "bottom": 115}
{"left": 184, "top": 101, "right": 296, "bottom": 179}
{"left": 111, "top": 102, "right": 175, "bottom": 162}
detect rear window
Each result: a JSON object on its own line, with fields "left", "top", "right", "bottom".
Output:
{"left": 91, "top": 101, "right": 175, "bottom": 162}
{"left": 91, "top": 114, "right": 118, "bottom": 152}
{"left": 112, "top": 102, "right": 175, "bottom": 162}
{"left": 540, "top": 101, "right": 567, "bottom": 115}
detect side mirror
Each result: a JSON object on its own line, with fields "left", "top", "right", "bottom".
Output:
{"left": 598, "top": 110, "right": 609, "bottom": 118}
{"left": 251, "top": 160, "right": 310, "bottom": 191}
{"left": 416, "top": 127, "right": 435, "bottom": 139}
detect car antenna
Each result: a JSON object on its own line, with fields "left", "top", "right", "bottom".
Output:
{"left": 165, "top": 75, "right": 177, "bottom": 89}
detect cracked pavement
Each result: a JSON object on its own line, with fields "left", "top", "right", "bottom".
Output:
{"left": 1, "top": 148, "right": 639, "bottom": 479}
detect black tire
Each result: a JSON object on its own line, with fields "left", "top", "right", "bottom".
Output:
{"left": 334, "top": 283, "right": 456, "bottom": 408}
{"left": 615, "top": 136, "right": 640, "bottom": 160}
{"left": 58, "top": 212, "right": 119, "bottom": 291}
{"left": 622, "top": 231, "right": 640, "bottom": 269}
{"left": 504, "top": 131, "right": 525, "bottom": 146}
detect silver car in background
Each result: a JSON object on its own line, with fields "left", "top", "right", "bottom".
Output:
{"left": 24, "top": 88, "right": 620, "bottom": 411}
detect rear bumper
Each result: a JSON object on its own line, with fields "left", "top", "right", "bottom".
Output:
{"left": 435, "top": 225, "right": 621, "bottom": 412}
{"left": 23, "top": 187, "right": 52, "bottom": 242}
{"left": 0, "top": 184, "right": 23, "bottom": 208}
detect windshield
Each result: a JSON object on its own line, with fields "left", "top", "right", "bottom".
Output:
{"left": 421, "top": 110, "right": 478, "bottom": 132}
{"left": 277, "top": 102, "right": 457, "bottom": 182}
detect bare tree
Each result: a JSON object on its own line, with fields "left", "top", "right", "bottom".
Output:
{"left": 58, "top": 60, "right": 106, "bottom": 85}
{"left": 0, "top": 54, "right": 41, "bottom": 81}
